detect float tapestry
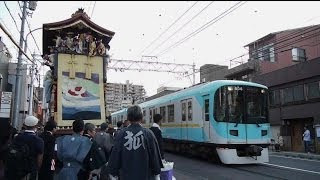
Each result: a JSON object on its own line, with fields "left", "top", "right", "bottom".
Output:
{"left": 62, "top": 72, "right": 101, "bottom": 120}
{"left": 57, "top": 53, "right": 106, "bottom": 127}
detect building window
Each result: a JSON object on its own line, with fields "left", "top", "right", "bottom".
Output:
{"left": 181, "top": 102, "right": 186, "bottom": 121}
{"left": 269, "top": 90, "right": 280, "bottom": 106}
{"left": 188, "top": 101, "right": 192, "bottom": 121}
{"left": 282, "top": 88, "right": 294, "bottom": 104}
{"left": 160, "top": 106, "right": 166, "bottom": 123}
{"left": 167, "top": 105, "right": 174, "bottom": 122}
{"left": 252, "top": 43, "right": 275, "bottom": 62}
{"left": 307, "top": 82, "right": 320, "bottom": 99}
{"left": 262, "top": 45, "right": 275, "bottom": 62}
{"left": 292, "top": 47, "right": 306, "bottom": 62}
{"left": 293, "top": 85, "right": 304, "bottom": 101}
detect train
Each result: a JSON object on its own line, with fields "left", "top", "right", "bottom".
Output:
{"left": 111, "top": 80, "right": 271, "bottom": 164}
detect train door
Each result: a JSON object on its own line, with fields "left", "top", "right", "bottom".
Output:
{"left": 203, "top": 95, "right": 210, "bottom": 141}
{"left": 149, "top": 106, "right": 156, "bottom": 127}
{"left": 181, "top": 100, "right": 188, "bottom": 140}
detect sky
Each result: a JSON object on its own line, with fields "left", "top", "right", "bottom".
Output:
{"left": 1, "top": 1, "right": 320, "bottom": 96}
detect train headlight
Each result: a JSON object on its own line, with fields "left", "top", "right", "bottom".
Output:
{"left": 261, "top": 89, "right": 266, "bottom": 94}
{"left": 228, "top": 86, "right": 234, "bottom": 91}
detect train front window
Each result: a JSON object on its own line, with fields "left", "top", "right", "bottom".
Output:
{"left": 246, "top": 87, "right": 268, "bottom": 124}
{"left": 227, "top": 86, "right": 244, "bottom": 123}
{"left": 214, "top": 85, "right": 268, "bottom": 124}
{"left": 214, "top": 87, "right": 227, "bottom": 122}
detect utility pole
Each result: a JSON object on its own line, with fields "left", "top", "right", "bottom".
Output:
{"left": 192, "top": 62, "right": 195, "bottom": 85}
{"left": 28, "top": 54, "right": 36, "bottom": 115}
{"left": 12, "top": 1, "right": 27, "bottom": 129}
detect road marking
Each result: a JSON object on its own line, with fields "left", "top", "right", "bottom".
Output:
{"left": 270, "top": 154, "right": 320, "bottom": 163}
{"left": 262, "top": 162, "right": 320, "bottom": 175}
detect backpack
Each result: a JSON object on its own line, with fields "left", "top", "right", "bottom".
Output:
{"left": 5, "top": 140, "right": 33, "bottom": 179}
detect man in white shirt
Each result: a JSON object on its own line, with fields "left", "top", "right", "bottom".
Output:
{"left": 303, "top": 127, "right": 311, "bottom": 153}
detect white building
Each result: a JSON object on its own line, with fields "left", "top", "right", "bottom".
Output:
{"left": 106, "top": 80, "right": 146, "bottom": 114}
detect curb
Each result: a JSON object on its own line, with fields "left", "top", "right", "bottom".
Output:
{"left": 270, "top": 151, "right": 320, "bottom": 161}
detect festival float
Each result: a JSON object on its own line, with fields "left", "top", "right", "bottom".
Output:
{"left": 42, "top": 8, "right": 115, "bottom": 134}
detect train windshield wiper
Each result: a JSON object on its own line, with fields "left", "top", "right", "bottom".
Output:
{"left": 255, "top": 116, "right": 265, "bottom": 127}
{"left": 256, "top": 120, "right": 261, "bottom": 127}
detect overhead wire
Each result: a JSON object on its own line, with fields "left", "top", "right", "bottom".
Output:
{"left": 139, "top": 1, "right": 199, "bottom": 56}
{"left": 186, "top": 27, "right": 320, "bottom": 77}
{"left": 228, "top": 25, "right": 320, "bottom": 66}
{"left": 87, "top": 1, "right": 92, "bottom": 16}
{"left": 155, "top": 15, "right": 320, "bottom": 84}
{"left": 148, "top": 1, "right": 215, "bottom": 55}
{"left": 3, "top": 1, "right": 20, "bottom": 33}
{"left": 156, "top": 1, "right": 246, "bottom": 57}
{"left": 0, "top": 22, "right": 33, "bottom": 63}
{"left": 17, "top": 1, "right": 42, "bottom": 56}
{"left": 90, "top": 1, "right": 97, "bottom": 18}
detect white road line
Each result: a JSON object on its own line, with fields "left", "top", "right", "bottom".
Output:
{"left": 262, "top": 162, "right": 320, "bottom": 175}
{"left": 269, "top": 154, "right": 320, "bottom": 162}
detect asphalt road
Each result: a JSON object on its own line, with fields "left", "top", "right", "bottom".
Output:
{"left": 165, "top": 152, "right": 320, "bottom": 180}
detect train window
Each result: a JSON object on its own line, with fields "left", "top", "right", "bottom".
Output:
{"left": 121, "top": 115, "right": 123, "bottom": 121}
{"left": 205, "top": 99, "right": 209, "bottom": 121}
{"left": 160, "top": 106, "right": 166, "bottom": 123}
{"left": 168, "top": 105, "right": 174, "bottom": 122}
{"left": 153, "top": 109, "right": 157, "bottom": 118}
{"left": 143, "top": 110, "right": 146, "bottom": 123}
{"left": 181, "top": 102, "right": 186, "bottom": 121}
{"left": 214, "top": 87, "right": 227, "bottom": 122}
{"left": 227, "top": 86, "right": 244, "bottom": 123}
{"left": 149, "top": 110, "right": 152, "bottom": 123}
{"left": 188, "top": 101, "right": 192, "bottom": 121}
{"left": 246, "top": 87, "right": 268, "bottom": 124}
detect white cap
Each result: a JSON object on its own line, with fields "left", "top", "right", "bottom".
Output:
{"left": 24, "top": 116, "right": 39, "bottom": 127}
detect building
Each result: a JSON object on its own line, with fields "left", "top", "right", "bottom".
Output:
{"left": 146, "top": 86, "right": 182, "bottom": 101}
{"left": 253, "top": 57, "right": 320, "bottom": 153}
{"left": 32, "top": 87, "right": 44, "bottom": 121}
{"left": 200, "top": 64, "right": 228, "bottom": 82}
{"left": 0, "top": 36, "right": 13, "bottom": 91}
{"left": 0, "top": 37, "right": 12, "bottom": 121}
{"left": 200, "top": 24, "right": 320, "bottom": 153}
{"left": 106, "top": 80, "right": 146, "bottom": 114}
{"left": 225, "top": 25, "right": 320, "bottom": 81}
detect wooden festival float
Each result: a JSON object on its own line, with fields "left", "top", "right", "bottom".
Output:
{"left": 42, "top": 8, "right": 115, "bottom": 134}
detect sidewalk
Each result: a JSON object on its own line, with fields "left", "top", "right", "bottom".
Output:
{"left": 269, "top": 151, "right": 320, "bottom": 161}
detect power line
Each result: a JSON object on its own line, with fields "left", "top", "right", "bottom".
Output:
{"left": 139, "top": 1, "right": 199, "bottom": 56}
{"left": 0, "top": 22, "right": 33, "bottom": 63}
{"left": 189, "top": 28, "right": 320, "bottom": 77}
{"left": 228, "top": 25, "right": 320, "bottom": 66}
{"left": 182, "top": 26, "right": 320, "bottom": 78}
{"left": 148, "top": 1, "right": 215, "bottom": 55}
{"left": 90, "top": 1, "right": 97, "bottom": 18}
{"left": 3, "top": 1, "right": 20, "bottom": 33}
{"left": 156, "top": 1, "right": 246, "bottom": 57}
{"left": 87, "top": 1, "right": 92, "bottom": 15}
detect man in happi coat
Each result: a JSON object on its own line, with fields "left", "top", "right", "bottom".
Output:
{"left": 56, "top": 119, "right": 92, "bottom": 180}
{"left": 107, "top": 105, "right": 163, "bottom": 180}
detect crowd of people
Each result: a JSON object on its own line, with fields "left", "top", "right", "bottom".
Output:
{"left": 0, "top": 105, "right": 165, "bottom": 180}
